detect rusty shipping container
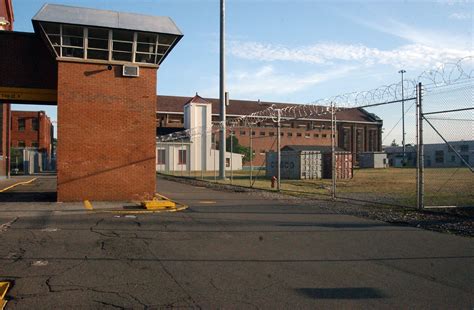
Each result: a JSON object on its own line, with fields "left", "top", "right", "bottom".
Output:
{"left": 322, "top": 152, "right": 353, "bottom": 179}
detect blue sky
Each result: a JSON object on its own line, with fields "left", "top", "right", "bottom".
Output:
{"left": 11, "top": 0, "right": 473, "bottom": 143}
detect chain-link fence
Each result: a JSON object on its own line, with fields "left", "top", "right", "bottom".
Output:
{"left": 157, "top": 57, "right": 473, "bottom": 209}
{"left": 421, "top": 81, "right": 474, "bottom": 207}
{"left": 334, "top": 97, "right": 418, "bottom": 207}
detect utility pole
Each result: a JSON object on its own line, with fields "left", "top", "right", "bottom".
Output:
{"left": 399, "top": 69, "right": 406, "bottom": 166}
{"left": 218, "top": 0, "right": 226, "bottom": 179}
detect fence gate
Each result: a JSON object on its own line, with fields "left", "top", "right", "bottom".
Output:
{"left": 420, "top": 80, "right": 474, "bottom": 208}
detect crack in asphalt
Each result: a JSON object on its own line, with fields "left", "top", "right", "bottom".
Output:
{"left": 93, "top": 300, "right": 125, "bottom": 309}
{"left": 141, "top": 239, "right": 200, "bottom": 308}
{"left": 0, "top": 217, "right": 19, "bottom": 233}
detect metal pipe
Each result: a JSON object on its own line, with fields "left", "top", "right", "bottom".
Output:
{"left": 399, "top": 69, "right": 406, "bottom": 166}
{"left": 230, "top": 129, "right": 233, "bottom": 184}
{"left": 277, "top": 109, "right": 281, "bottom": 191}
{"left": 218, "top": 0, "right": 226, "bottom": 180}
{"left": 249, "top": 127, "right": 253, "bottom": 188}
{"left": 416, "top": 83, "right": 424, "bottom": 210}
{"left": 331, "top": 102, "right": 336, "bottom": 200}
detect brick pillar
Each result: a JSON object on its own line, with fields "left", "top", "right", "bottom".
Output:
{"left": 57, "top": 62, "right": 157, "bottom": 202}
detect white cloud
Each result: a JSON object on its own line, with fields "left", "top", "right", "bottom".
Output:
{"left": 351, "top": 17, "right": 471, "bottom": 50}
{"left": 229, "top": 41, "right": 470, "bottom": 69}
{"left": 226, "top": 65, "right": 356, "bottom": 98}
{"left": 449, "top": 12, "right": 472, "bottom": 20}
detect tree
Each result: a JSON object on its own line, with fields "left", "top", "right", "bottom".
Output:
{"left": 391, "top": 139, "right": 399, "bottom": 147}
{"left": 226, "top": 135, "right": 254, "bottom": 163}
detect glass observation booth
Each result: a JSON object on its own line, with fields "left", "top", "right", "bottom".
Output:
{"left": 32, "top": 4, "right": 183, "bottom": 66}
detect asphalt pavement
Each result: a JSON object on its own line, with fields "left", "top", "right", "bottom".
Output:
{"left": 0, "top": 175, "right": 472, "bottom": 309}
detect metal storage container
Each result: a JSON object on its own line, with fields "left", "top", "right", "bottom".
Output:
{"left": 359, "top": 152, "right": 388, "bottom": 168}
{"left": 266, "top": 151, "right": 322, "bottom": 179}
{"left": 322, "top": 152, "right": 353, "bottom": 179}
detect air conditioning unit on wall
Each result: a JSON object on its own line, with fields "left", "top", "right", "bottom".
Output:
{"left": 122, "top": 65, "right": 139, "bottom": 77}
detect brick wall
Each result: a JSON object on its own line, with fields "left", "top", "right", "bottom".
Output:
{"left": 232, "top": 127, "right": 334, "bottom": 166}
{"left": 10, "top": 111, "right": 52, "bottom": 154}
{"left": 57, "top": 62, "right": 157, "bottom": 202}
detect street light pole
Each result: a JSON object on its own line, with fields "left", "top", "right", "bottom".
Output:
{"left": 399, "top": 69, "right": 406, "bottom": 165}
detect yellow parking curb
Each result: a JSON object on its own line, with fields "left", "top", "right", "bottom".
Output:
{"left": 83, "top": 200, "right": 93, "bottom": 210}
{"left": 0, "top": 281, "right": 11, "bottom": 310}
{"left": 83, "top": 193, "right": 188, "bottom": 214}
{"left": 0, "top": 178, "right": 37, "bottom": 193}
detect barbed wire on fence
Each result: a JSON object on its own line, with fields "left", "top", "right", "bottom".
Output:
{"left": 158, "top": 56, "right": 473, "bottom": 142}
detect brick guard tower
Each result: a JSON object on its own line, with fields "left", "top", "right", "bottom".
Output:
{"left": 31, "top": 4, "right": 183, "bottom": 201}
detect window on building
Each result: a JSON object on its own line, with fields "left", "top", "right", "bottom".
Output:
{"left": 251, "top": 131, "right": 256, "bottom": 136}
{"left": 18, "top": 119, "right": 25, "bottom": 131}
{"left": 461, "top": 154, "right": 469, "bottom": 166}
{"left": 343, "top": 128, "right": 351, "bottom": 150}
{"left": 259, "top": 150, "right": 265, "bottom": 155}
{"left": 32, "top": 119, "right": 39, "bottom": 131}
{"left": 40, "top": 22, "right": 177, "bottom": 65}
{"left": 31, "top": 141, "right": 39, "bottom": 148}
{"left": 269, "top": 132, "right": 275, "bottom": 136}
{"left": 460, "top": 144, "right": 469, "bottom": 152}
{"left": 314, "top": 134, "right": 319, "bottom": 138}
{"left": 87, "top": 27, "right": 109, "bottom": 60}
{"left": 305, "top": 133, "right": 310, "bottom": 138}
{"left": 322, "top": 134, "right": 327, "bottom": 138}
{"left": 18, "top": 141, "right": 25, "bottom": 148}
{"left": 435, "top": 150, "right": 444, "bottom": 163}
{"left": 240, "top": 131, "right": 246, "bottom": 136}
{"left": 451, "top": 155, "right": 456, "bottom": 162}
{"left": 157, "top": 149, "right": 166, "bottom": 165}
{"left": 260, "top": 131, "right": 266, "bottom": 136}
{"left": 356, "top": 129, "right": 363, "bottom": 153}
{"left": 226, "top": 158, "right": 230, "bottom": 167}
{"left": 297, "top": 133, "right": 302, "bottom": 137}
{"left": 280, "top": 132, "right": 284, "bottom": 136}
{"left": 178, "top": 149, "right": 187, "bottom": 165}
{"left": 287, "top": 132, "right": 293, "bottom": 137}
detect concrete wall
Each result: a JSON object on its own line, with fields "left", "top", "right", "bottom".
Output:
{"left": 57, "top": 62, "right": 157, "bottom": 201}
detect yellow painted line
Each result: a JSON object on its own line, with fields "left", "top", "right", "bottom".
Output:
{"left": 83, "top": 200, "right": 93, "bottom": 210}
{"left": 199, "top": 201, "right": 216, "bottom": 204}
{"left": 0, "top": 178, "right": 37, "bottom": 193}
{"left": 0, "top": 281, "right": 10, "bottom": 310}
{"left": 0, "top": 86, "right": 57, "bottom": 102}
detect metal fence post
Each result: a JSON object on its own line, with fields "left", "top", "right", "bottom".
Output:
{"left": 331, "top": 102, "right": 336, "bottom": 200}
{"left": 249, "top": 126, "right": 253, "bottom": 188}
{"left": 277, "top": 109, "right": 281, "bottom": 191}
{"left": 416, "top": 82, "right": 424, "bottom": 210}
{"left": 230, "top": 129, "right": 233, "bottom": 184}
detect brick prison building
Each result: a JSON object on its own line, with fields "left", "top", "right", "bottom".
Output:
{"left": 10, "top": 110, "right": 54, "bottom": 155}
{"left": 156, "top": 95, "right": 383, "bottom": 167}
